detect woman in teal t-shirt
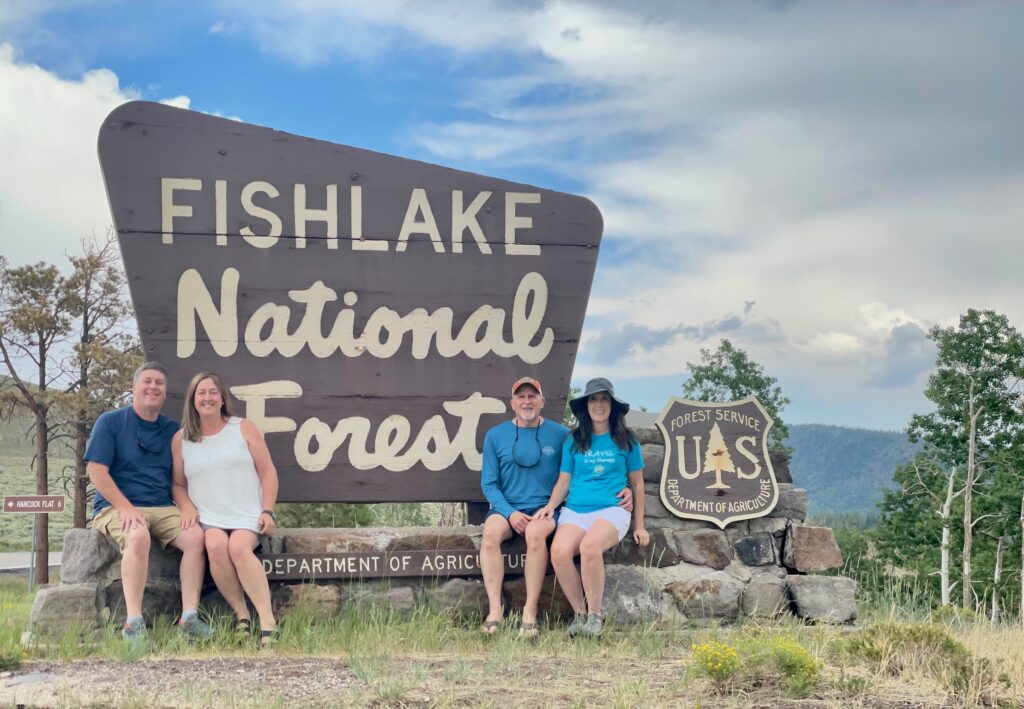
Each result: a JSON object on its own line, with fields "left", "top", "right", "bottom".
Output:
{"left": 535, "top": 377, "right": 648, "bottom": 638}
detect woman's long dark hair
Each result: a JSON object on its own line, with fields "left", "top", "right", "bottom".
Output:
{"left": 571, "top": 396, "right": 637, "bottom": 453}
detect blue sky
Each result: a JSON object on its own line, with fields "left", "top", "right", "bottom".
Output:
{"left": 3, "top": 1, "right": 1024, "bottom": 430}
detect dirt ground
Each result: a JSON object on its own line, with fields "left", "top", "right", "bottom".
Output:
{"left": 0, "top": 655, "right": 951, "bottom": 708}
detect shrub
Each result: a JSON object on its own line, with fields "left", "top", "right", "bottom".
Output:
{"left": 771, "top": 638, "right": 821, "bottom": 698}
{"left": 839, "top": 620, "right": 978, "bottom": 693}
{"left": 928, "top": 604, "right": 979, "bottom": 627}
{"left": 690, "top": 641, "right": 740, "bottom": 690}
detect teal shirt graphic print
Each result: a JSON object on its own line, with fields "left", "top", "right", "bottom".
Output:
{"left": 561, "top": 432, "right": 643, "bottom": 513}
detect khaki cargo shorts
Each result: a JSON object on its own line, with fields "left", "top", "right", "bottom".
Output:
{"left": 92, "top": 505, "right": 182, "bottom": 551}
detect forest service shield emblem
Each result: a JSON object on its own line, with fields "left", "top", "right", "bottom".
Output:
{"left": 655, "top": 397, "right": 779, "bottom": 529}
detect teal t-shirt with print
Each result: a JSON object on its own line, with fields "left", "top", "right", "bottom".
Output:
{"left": 561, "top": 432, "right": 643, "bottom": 513}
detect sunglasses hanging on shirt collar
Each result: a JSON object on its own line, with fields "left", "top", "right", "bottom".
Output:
{"left": 512, "top": 424, "right": 542, "bottom": 468}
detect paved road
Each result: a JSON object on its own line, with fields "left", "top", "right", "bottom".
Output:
{"left": 0, "top": 551, "right": 62, "bottom": 570}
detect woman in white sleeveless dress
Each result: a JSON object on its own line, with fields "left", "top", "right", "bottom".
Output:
{"left": 171, "top": 372, "right": 279, "bottom": 643}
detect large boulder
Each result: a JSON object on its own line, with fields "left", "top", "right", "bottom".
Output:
{"left": 60, "top": 529, "right": 118, "bottom": 584}
{"left": 742, "top": 570, "right": 787, "bottom": 616}
{"left": 733, "top": 533, "right": 777, "bottom": 567}
{"left": 632, "top": 426, "right": 662, "bottom": 445}
{"left": 423, "top": 578, "right": 488, "bottom": 619}
{"left": 603, "top": 565, "right": 660, "bottom": 623}
{"left": 748, "top": 517, "right": 787, "bottom": 537}
{"left": 105, "top": 578, "right": 181, "bottom": 625}
{"left": 642, "top": 493, "right": 673, "bottom": 519}
{"left": 386, "top": 533, "right": 476, "bottom": 552}
{"left": 769, "top": 486, "right": 808, "bottom": 522}
{"left": 787, "top": 575, "right": 857, "bottom": 623}
{"left": 607, "top": 528, "right": 678, "bottom": 568}
{"left": 674, "top": 529, "right": 732, "bottom": 570}
{"left": 769, "top": 448, "right": 792, "bottom": 484}
{"left": 146, "top": 543, "right": 185, "bottom": 581}
{"left": 29, "top": 583, "right": 103, "bottom": 635}
{"left": 503, "top": 575, "right": 574, "bottom": 619}
{"left": 641, "top": 443, "right": 665, "bottom": 483}
{"left": 284, "top": 532, "right": 379, "bottom": 554}
{"left": 783, "top": 525, "right": 843, "bottom": 572}
{"left": 663, "top": 570, "right": 744, "bottom": 622}
{"left": 724, "top": 520, "right": 750, "bottom": 542}
{"left": 272, "top": 582, "right": 343, "bottom": 618}
{"left": 341, "top": 583, "right": 417, "bottom": 615}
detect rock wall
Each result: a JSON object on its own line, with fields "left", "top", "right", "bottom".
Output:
{"left": 30, "top": 430, "right": 857, "bottom": 635}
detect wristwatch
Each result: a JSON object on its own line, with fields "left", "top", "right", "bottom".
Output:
{"left": 261, "top": 509, "right": 276, "bottom": 521}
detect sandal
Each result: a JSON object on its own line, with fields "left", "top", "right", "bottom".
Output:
{"left": 259, "top": 628, "right": 278, "bottom": 646}
{"left": 517, "top": 621, "right": 539, "bottom": 640}
{"left": 234, "top": 617, "right": 252, "bottom": 635}
{"left": 480, "top": 619, "right": 503, "bottom": 635}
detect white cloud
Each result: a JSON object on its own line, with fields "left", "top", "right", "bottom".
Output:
{"left": 159, "top": 95, "right": 191, "bottom": 109}
{"left": 804, "top": 333, "right": 864, "bottom": 357}
{"left": 0, "top": 43, "right": 134, "bottom": 265}
{"left": 0, "top": 44, "right": 197, "bottom": 267}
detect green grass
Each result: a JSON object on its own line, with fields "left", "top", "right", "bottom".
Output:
{"left": 2, "top": 576, "right": 1023, "bottom": 707}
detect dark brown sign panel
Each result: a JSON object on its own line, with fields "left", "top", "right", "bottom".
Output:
{"left": 97, "top": 101, "right": 602, "bottom": 503}
{"left": 3, "top": 495, "right": 66, "bottom": 513}
{"left": 655, "top": 398, "right": 778, "bottom": 528}
{"left": 259, "top": 550, "right": 528, "bottom": 581}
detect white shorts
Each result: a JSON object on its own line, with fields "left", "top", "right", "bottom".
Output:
{"left": 558, "top": 506, "right": 631, "bottom": 542}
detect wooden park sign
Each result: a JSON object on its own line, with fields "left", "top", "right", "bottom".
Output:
{"left": 654, "top": 398, "right": 779, "bottom": 528}
{"left": 97, "top": 101, "right": 602, "bottom": 503}
{"left": 3, "top": 495, "right": 66, "bottom": 513}
{"left": 261, "top": 550, "right": 528, "bottom": 581}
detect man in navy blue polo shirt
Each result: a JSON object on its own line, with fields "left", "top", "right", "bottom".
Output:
{"left": 86, "top": 362, "right": 212, "bottom": 643}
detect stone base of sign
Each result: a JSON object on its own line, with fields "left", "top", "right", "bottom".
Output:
{"left": 29, "top": 442, "right": 856, "bottom": 636}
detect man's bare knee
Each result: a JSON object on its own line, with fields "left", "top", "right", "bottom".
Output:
{"left": 524, "top": 528, "right": 549, "bottom": 548}
{"left": 124, "top": 528, "right": 151, "bottom": 555}
{"left": 481, "top": 521, "right": 510, "bottom": 551}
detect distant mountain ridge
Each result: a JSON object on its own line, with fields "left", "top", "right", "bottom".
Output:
{"left": 786, "top": 423, "right": 920, "bottom": 517}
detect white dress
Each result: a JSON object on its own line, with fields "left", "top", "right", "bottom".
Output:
{"left": 182, "top": 417, "right": 263, "bottom": 532}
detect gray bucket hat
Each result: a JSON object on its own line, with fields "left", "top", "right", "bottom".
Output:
{"left": 569, "top": 377, "right": 630, "bottom": 420}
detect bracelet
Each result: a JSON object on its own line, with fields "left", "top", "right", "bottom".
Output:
{"left": 261, "top": 509, "right": 276, "bottom": 521}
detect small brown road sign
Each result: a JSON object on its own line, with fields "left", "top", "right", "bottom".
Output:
{"left": 3, "top": 495, "right": 66, "bottom": 513}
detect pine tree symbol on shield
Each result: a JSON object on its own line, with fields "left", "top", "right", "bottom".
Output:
{"left": 702, "top": 422, "right": 734, "bottom": 489}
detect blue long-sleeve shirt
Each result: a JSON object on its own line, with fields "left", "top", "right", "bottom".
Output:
{"left": 480, "top": 419, "right": 569, "bottom": 518}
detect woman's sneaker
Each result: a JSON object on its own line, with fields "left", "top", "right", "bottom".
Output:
{"left": 178, "top": 615, "right": 215, "bottom": 640}
{"left": 121, "top": 620, "right": 148, "bottom": 648}
{"left": 567, "top": 612, "right": 587, "bottom": 638}
{"left": 581, "top": 613, "right": 604, "bottom": 638}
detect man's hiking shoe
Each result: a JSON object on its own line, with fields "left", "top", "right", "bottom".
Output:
{"left": 581, "top": 613, "right": 604, "bottom": 639}
{"left": 566, "top": 612, "right": 587, "bottom": 638}
{"left": 178, "top": 616, "right": 215, "bottom": 640}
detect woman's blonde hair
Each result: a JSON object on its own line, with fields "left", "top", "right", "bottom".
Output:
{"left": 181, "top": 371, "right": 234, "bottom": 442}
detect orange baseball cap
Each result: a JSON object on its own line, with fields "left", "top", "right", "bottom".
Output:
{"left": 511, "top": 376, "right": 543, "bottom": 396}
